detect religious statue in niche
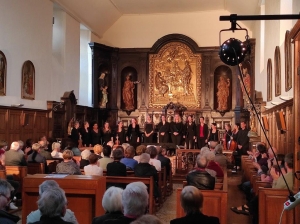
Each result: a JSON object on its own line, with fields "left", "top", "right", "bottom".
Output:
{"left": 238, "top": 60, "right": 251, "bottom": 104}
{"left": 122, "top": 74, "right": 140, "bottom": 112}
{"left": 0, "top": 51, "right": 7, "bottom": 96}
{"left": 98, "top": 72, "right": 109, "bottom": 108}
{"left": 148, "top": 42, "right": 201, "bottom": 109}
{"left": 213, "top": 65, "right": 232, "bottom": 114}
{"left": 274, "top": 46, "right": 281, "bottom": 97}
{"left": 21, "top": 60, "right": 35, "bottom": 100}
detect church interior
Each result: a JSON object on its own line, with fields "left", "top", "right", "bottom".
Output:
{"left": 0, "top": 0, "right": 300, "bottom": 223}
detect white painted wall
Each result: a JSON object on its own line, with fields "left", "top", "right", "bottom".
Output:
{"left": 0, "top": 0, "right": 53, "bottom": 109}
{"left": 100, "top": 10, "right": 252, "bottom": 48}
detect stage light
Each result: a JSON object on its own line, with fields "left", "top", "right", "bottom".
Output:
{"left": 219, "top": 38, "right": 247, "bottom": 66}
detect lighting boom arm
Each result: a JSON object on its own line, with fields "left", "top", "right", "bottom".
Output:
{"left": 220, "top": 14, "right": 300, "bottom": 22}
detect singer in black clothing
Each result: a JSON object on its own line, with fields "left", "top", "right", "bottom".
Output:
{"left": 115, "top": 121, "right": 126, "bottom": 145}
{"left": 196, "top": 116, "right": 209, "bottom": 149}
{"left": 144, "top": 115, "right": 155, "bottom": 143}
{"left": 80, "top": 121, "right": 91, "bottom": 147}
{"left": 70, "top": 121, "right": 80, "bottom": 147}
{"left": 207, "top": 123, "right": 219, "bottom": 144}
{"left": 91, "top": 122, "right": 101, "bottom": 146}
{"left": 126, "top": 118, "right": 140, "bottom": 147}
{"left": 170, "top": 114, "right": 184, "bottom": 146}
{"left": 157, "top": 114, "right": 170, "bottom": 143}
{"left": 101, "top": 122, "right": 113, "bottom": 145}
{"left": 184, "top": 115, "right": 196, "bottom": 149}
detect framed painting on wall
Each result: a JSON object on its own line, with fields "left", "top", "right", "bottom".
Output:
{"left": 267, "top": 58, "right": 272, "bottom": 101}
{"left": 274, "top": 46, "right": 281, "bottom": 97}
{"left": 284, "top": 30, "right": 292, "bottom": 92}
{"left": 0, "top": 51, "right": 7, "bottom": 96}
{"left": 21, "top": 60, "right": 35, "bottom": 100}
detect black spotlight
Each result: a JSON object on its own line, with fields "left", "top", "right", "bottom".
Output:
{"left": 219, "top": 38, "right": 247, "bottom": 66}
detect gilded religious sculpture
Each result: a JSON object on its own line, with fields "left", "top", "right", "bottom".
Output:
{"left": 216, "top": 75, "right": 230, "bottom": 111}
{"left": 122, "top": 74, "right": 140, "bottom": 111}
{"left": 149, "top": 42, "right": 201, "bottom": 108}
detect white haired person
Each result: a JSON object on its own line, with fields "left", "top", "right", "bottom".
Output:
{"left": 0, "top": 179, "right": 20, "bottom": 223}
{"left": 4, "top": 141, "right": 27, "bottom": 166}
{"left": 30, "top": 187, "right": 72, "bottom": 223}
{"left": 170, "top": 186, "right": 219, "bottom": 224}
{"left": 204, "top": 150, "right": 224, "bottom": 178}
{"left": 27, "top": 180, "right": 78, "bottom": 224}
{"left": 92, "top": 187, "right": 123, "bottom": 224}
{"left": 80, "top": 149, "right": 91, "bottom": 169}
{"left": 51, "top": 142, "right": 63, "bottom": 159}
{"left": 131, "top": 214, "right": 162, "bottom": 224}
{"left": 104, "top": 182, "right": 149, "bottom": 224}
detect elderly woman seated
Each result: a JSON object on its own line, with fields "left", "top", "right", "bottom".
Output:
{"left": 30, "top": 187, "right": 71, "bottom": 223}
{"left": 84, "top": 154, "right": 103, "bottom": 176}
{"left": 204, "top": 151, "right": 224, "bottom": 178}
{"left": 120, "top": 146, "right": 138, "bottom": 170}
{"left": 145, "top": 146, "right": 161, "bottom": 171}
{"left": 92, "top": 186, "right": 123, "bottom": 224}
{"left": 56, "top": 150, "right": 82, "bottom": 175}
{"left": 27, "top": 180, "right": 78, "bottom": 224}
{"left": 0, "top": 179, "right": 20, "bottom": 223}
{"left": 80, "top": 149, "right": 91, "bottom": 169}
{"left": 51, "top": 142, "right": 63, "bottom": 159}
{"left": 170, "top": 186, "right": 220, "bottom": 224}
{"left": 133, "top": 145, "right": 146, "bottom": 163}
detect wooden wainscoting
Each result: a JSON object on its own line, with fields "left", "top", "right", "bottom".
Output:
{"left": 261, "top": 99, "right": 294, "bottom": 155}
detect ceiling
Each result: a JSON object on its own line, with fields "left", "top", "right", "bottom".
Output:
{"left": 52, "top": 0, "right": 261, "bottom": 38}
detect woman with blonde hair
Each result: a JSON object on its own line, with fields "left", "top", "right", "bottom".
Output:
{"left": 93, "top": 144, "right": 103, "bottom": 159}
{"left": 51, "top": 142, "right": 63, "bottom": 159}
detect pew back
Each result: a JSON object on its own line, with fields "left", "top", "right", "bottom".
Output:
{"left": 27, "top": 162, "right": 45, "bottom": 174}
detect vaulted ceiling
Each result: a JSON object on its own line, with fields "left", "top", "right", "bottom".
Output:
{"left": 52, "top": 0, "right": 261, "bottom": 38}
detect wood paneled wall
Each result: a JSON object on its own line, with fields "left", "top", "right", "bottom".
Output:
{"left": 0, "top": 107, "right": 48, "bottom": 145}
{"left": 261, "top": 99, "right": 294, "bottom": 155}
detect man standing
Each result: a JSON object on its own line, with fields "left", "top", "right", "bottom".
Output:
{"left": 196, "top": 117, "right": 209, "bottom": 149}
{"left": 237, "top": 121, "right": 249, "bottom": 155}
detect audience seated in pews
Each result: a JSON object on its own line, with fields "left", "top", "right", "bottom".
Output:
{"left": 0, "top": 179, "right": 20, "bottom": 224}
{"left": 214, "top": 144, "right": 227, "bottom": 168}
{"left": 27, "top": 180, "right": 78, "bottom": 224}
{"left": 104, "top": 182, "right": 149, "bottom": 224}
{"left": 93, "top": 144, "right": 103, "bottom": 160}
{"left": 134, "top": 153, "right": 160, "bottom": 198}
{"left": 145, "top": 146, "right": 161, "bottom": 171}
{"left": 79, "top": 149, "right": 90, "bottom": 169}
{"left": 156, "top": 146, "right": 171, "bottom": 177}
{"left": 27, "top": 143, "right": 48, "bottom": 173}
{"left": 56, "top": 150, "right": 81, "bottom": 175}
{"left": 170, "top": 186, "right": 220, "bottom": 224}
{"left": 84, "top": 153, "right": 103, "bottom": 176}
{"left": 38, "top": 141, "right": 52, "bottom": 160}
{"left": 120, "top": 146, "right": 138, "bottom": 170}
{"left": 133, "top": 145, "right": 146, "bottom": 163}
{"left": 5, "top": 142, "right": 27, "bottom": 166}
{"left": 107, "top": 147, "right": 126, "bottom": 177}
{"left": 204, "top": 151, "right": 224, "bottom": 178}
{"left": 186, "top": 154, "right": 215, "bottom": 190}
{"left": 91, "top": 186, "right": 123, "bottom": 224}
{"left": 200, "top": 146, "right": 210, "bottom": 155}
{"left": 29, "top": 187, "right": 72, "bottom": 224}
{"left": 51, "top": 142, "right": 63, "bottom": 159}
{"left": 98, "top": 145, "right": 113, "bottom": 171}
{"left": 131, "top": 214, "right": 162, "bottom": 224}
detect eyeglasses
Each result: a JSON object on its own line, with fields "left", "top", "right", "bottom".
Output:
{"left": 0, "top": 194, "right": 11, "bottom": 203}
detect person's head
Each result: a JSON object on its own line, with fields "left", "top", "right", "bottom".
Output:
{"left": 37, "top": 188, "right": 68, "bottom": 218}
{"left": 84, "top": 121, "right": 89, "bottom": 128}
{"left": 156, "top": 146, "right": 163, "bottom": 155}
{"left": 74, "top": 121, "right": 79, "bottom": 129}
{"left": 196, "top": 155, "right": 207, "bottom": 168}
{"left": 215, "top": 144, "right": 223, "bottom": 154}
{"left": 52, "top": 142, "right": 61, "bottom": 151}
{"left": 174, "top": 114, "right": 181, "bottom": 123}
{"left": 199, "top": 116, "right": 204, "bottom": 124}
{"left": 104, "top": 122, "right": 110, "bottom": 129}
{"left": 225, "top": 123, "right": 231, "bottom": 131}
{"left": 125, "top": 146, "right": 135, "bottom": 158}
{"left": 284, "top": 153, "right": 293, "bottom": 170}
{"left": 211, "top": 123, "right": 217, "bottom": 130}
{"left": 240, "top": 121, "right": 246, "bottom": 129}
{"left": 121, "top": 143, "right": 130, "bottom": 151}
{"left": 276, "top": 154, "right": 285, "bottom": 165}
{"left": 267, "top": 147, "right": 277, "bottom": 159}
{"left": 93, "top": 144, "right": 103, "bottom": 155}
{"left": 39, "top": 180, "right": 59, "bottom": 195}
{"left": 32, "top": 143, "right": 41, "bottom": 152}
{"left": 0, "top": 140, "right": 8, "bottom": 151}
{"left": 200, "top": 146, "right": 210, "bottom": 155}
{"left": 257, "top": 144, "right": 267, "bottom": 155}
{"left": 0, "top": 179, "right": 13, "bottom": 209}
{"left": 270, "top": 165, "right": 281, "bottom": 177}
{"left": 102, "top": 186, "right": 123, "bottom": 213}
{"left": 88, "top": 153, "right": 99, "bottom": 164}
{"left": 40, "top": 135, "right": 47, "bottom": 142}
{"left": 38, "top": 140, "right": 46, "bottom": 148}
{"left": 135, "top": 145, "right": 146, "bottom": 156}
{"left": 112, "top": 148, "right": 124, "bottom": 160}
{"left": 187, "top": 115, "right": 192, "bottom": 122}
{"left": 131, "top": 118, "right": 137, "bottom": 124}
{"left": 107, "top": 141, "right": 114, "bottom": 148}
{"left": 81, "top": 149, "right": 91, "bottom": 160}
{"left": 180, "top": 186, "right": 203, "bottom": 215}
{"left": 145, "top": 145, "right": 157, "bottom": 159}
{"left": 10, "top": 141, "right": 20, "bottom": 151}
{"left": 25, "top": 139, "right": 33, "bottom": 148}
{"left": 122, "top": 182, "right": 149, "bottom": 217}
{"left": 118, "top": 121, "right": 123, "bottom": 127}
{"left": 234, "top": 123, "right": 240, "bottom": 131}
{"left": 146, "top": 115, "right": 152, "bottom": 123}
{"left": 131, "top": 214, "right": 163, "bottom": 224}
{"left": 161, "top": 115, "right": 166, "bottom": 122}
{"left": 103, "top": 145, "right": 112, "bottom": 157}
{"left": 139, "top": 153, "right": 150, "bottom": 163}
{"left": 92, "top": 122, "right": 98, "bottom": 129}
{"left": 204, "top": 151, "right": 215, "bottom": 162}
{"left": 18, "top": 140, "right": 24, "bottom": 150}
{"left": 209, "top": 141, "right": 217, "bottom": 150}
{"left": 62, "top": 149, "right": 74, "bottom": 160}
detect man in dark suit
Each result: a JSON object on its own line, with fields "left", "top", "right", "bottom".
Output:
{"left": 170, "top": 185, "right": 220, "bottom": 224}
{"left": 196, "top": 116, "right": 209, "bottom": 149}
{"left": 5, "top": 141, "right": 27, "bottom": 166}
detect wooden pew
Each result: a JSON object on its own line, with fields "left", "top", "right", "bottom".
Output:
{"left": 46, "top": 159, "right": 63, "bottom": 173}
{"left": 22, "top": 174, "right": 106, "bottom": 224}
{"left": 0, "top": 169, "right": 6, "bottom": 179}
{"left": 106, "top": 176, "right": 155, "bottom": 214}
{"left": 177, "top": 170, "right": 228, "bottom": 224}
{"left": 27, "top": 162, "right": 45, "bottom": 174}
{"left": 167, "top": 162, "right": 173, "bottom": 195}
{"left": 5, "top": 166, "right": 28, "bottom": 193}
{"left": 258, "top": 188, "right": 294, "bottom": 224}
